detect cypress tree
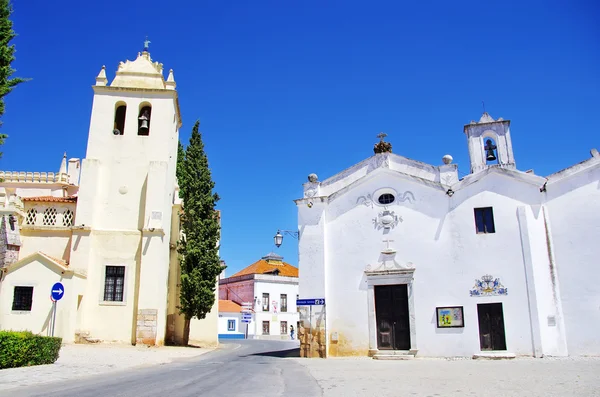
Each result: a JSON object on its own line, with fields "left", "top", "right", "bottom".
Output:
{"left": 0, "top": 0, "right": 26, "bottom": 156}
{"left": 176, "top": 120, "right": 223, "bottom": 345}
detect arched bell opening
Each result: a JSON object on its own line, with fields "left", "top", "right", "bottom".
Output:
{"left": 113, "top": 102, "right": 127, "bottom": 135}
{"left": 138, "top": 103, "right": 152, "bottom": 136}
{"left": 483, "top": 137, "right": 499, "bottom": 165}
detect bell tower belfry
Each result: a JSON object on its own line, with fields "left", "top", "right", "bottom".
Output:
{"left": 464, "top": 112, "right": 515, "bottom": 174}
{"left": 71, "top": 44, "right": 182, "bottom": 346}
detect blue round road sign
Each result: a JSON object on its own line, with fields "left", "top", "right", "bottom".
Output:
{"left": 51, "top": 282, "right": 65, "bottom": 301}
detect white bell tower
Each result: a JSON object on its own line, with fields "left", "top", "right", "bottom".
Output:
{"left": 72, "top": 43, "right": 182, "bottom": 346}
{"left": 463, "top": 112, "right": 516, "bottom": 174}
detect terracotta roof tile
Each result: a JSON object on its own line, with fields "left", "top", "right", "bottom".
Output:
{"left": 38, "top": 252, "right": 69, "bottom": 267}
{"left": 219, "top": 300, "right": 242, "bottom": 313}
{"left": 22, "top": 196, "right": 77, "bottom": 203}
{"left": 230, "top": 253, "right": 298, "bottom": 278}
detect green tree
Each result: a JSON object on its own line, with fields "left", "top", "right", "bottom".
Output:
{"left": 0, "top": 0, "right": 26, "bottom": 157}
{"left": 176, "top": 120, "right": 223, "bottom": 345}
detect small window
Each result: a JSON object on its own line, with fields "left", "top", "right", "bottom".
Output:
{"left": 262, "top": 321, "right": 270, "bottom": 335}
{"left": 62, "top": 210, "right": 74, "bottom": 227}
{"left": 474, "top": 207, "right": 496, "bottom": 234}
{"left": 113, "top": 104, "right": 126, "bottom": 135}
{"left": 26, "top": 209, "right": 37, "bottom": 225}
{"left": 378, "top": 193, "right": 395, "bottom": 205}
{"left": 280, "top": 321, "right": 288, "bottom": 335}
{"left": 280, "top": 294, "right": 288, "bottom": 312}
{"left": 43, "top": 207, "right": 57, "bottom": 226}
{"left": 12, "top": 286, "right": 33, "bottom": 311}
{"left": 262, "top": 293, "right": 269, "bottom": 311}
{"left": 104, "top": 266, "right": 125, "bottom": 301}
{"left": 227, "top": 319, "right": 236, "bottom": 331}
{"left": 138, "top": 105, "right": 152, "bottom": 136}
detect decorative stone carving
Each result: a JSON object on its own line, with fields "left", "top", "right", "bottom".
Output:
{"left": 308, "top": 173, "right": 318, "bottom": 183}
{"left": 373, "top": 209, "right": 402, "bottom": 230}
{"left": 469, "top": 274, "right": 508, "bottom": 297}
{"left": 357, "top": 190, "right": 415, "bottom": 208}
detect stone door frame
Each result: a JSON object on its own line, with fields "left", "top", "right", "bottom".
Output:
{"left": 365, "top": 268, "right": 417, "bottom": 356}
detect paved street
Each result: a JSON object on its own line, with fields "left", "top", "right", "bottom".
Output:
{"left": 1, "top": 341, "right": 600, "bottom": 397}
{"left": 0, "top": 340, "right": 320, "bottom": 397}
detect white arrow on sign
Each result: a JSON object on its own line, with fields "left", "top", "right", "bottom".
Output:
{"left": 52, "top": 288, "right": 63, "bottom": 296}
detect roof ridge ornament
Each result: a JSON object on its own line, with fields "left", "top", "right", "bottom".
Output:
{"left": 373, "top": 132, "right": 392, "bottom": 154}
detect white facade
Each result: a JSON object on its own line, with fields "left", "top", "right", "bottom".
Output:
{"left": 219, "top": 253, "right": 299, "bottom": 340}
{"left": 296, "top": 113, "right": 600, "bottom": 358}
{"left": 0, "top": 48, "right": 219, "bottom": 346}
{"left": 250, "top": 276, "right": 299, "bottom": 339}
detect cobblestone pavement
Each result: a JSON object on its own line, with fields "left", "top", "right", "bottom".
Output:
{"left": 0, "top": 343, "right": 213, "bottom": 392}
{"left": 296, "top": 356, "right": 600, "bottom": 397}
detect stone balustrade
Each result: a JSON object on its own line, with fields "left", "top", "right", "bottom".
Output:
{"left": 0, "top": 171, "right": 69, "bottom": 184}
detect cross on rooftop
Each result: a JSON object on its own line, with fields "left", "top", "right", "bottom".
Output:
{"left": 383, "top": 239, "right": 394, "bottom": 250}
{"left": 377, "top": 132, "right": 387, "bottom": 141}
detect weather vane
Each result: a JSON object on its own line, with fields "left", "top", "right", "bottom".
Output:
{"left": 143, "top": 36, "right": 151, "bottom": 51}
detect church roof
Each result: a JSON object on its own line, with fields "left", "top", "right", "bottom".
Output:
{"left": 230, "top": 253, "right": 299, "bottom": 278}
{"left": 219, "top": 300, "right": 242, "bottom": 313}
{"left": 4, "top": 251, "right": 85, "bottom": 277}
{"left": 21, "top": 196, "right": 77, "bottom": 203}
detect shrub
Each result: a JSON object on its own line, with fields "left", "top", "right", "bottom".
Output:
{"left": 0, "top": 331, "right": 62, "bottom": 369}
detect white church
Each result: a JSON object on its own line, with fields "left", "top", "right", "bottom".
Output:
{"left": 296, "top": 113, "right": 600, "bottom": 358}
{"left": 0, "top": 46, "right": 218, "bottom": 346}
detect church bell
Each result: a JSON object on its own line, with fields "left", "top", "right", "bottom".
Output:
{"left": 139, "top": 119, "right": 149, "bottom": 130}
{"left": 484, "top": 139, "right": 497, "bottom": 161}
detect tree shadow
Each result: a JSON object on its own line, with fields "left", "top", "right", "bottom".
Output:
{"left": 244, "top": 347, "right": 300, "bottom": 358}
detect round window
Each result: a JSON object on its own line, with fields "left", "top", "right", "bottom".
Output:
{"left": 378, "top": 193, "right": 395, "bottom": 205}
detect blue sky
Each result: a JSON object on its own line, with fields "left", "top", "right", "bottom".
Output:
{"left": 2, "top": 0, "right": 599, "bottom": 275}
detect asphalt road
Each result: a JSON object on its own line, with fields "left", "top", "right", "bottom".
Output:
{"left": 2, "top": 340, "right": 322, "bottom": 397}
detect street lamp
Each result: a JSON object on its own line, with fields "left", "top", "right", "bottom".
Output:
{"left": 274, "top": 229, "right": 299, "bottom": 248}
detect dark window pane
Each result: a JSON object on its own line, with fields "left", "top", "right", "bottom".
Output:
{"left": 104, "top": 266, "right": 125, "bottom": 302}
{"left": 12, "top": 286, "right": 34, "bottom": 311}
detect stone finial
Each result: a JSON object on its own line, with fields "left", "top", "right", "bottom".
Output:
{"left": 165, "top": 69, "right": 176, "bottom": 90}
{"left": 442, "top": 154, "right": 453, "bottom": 165}
{"left": 478, "top": 112, "right": 495, "bottom": 123}
{"left": 591, "top": 148, "right": 599, "bottom": 158}
{"left": 95, "top": 66, "right": 108, "bottom": 86}
{"left": 373, "top": 132, "right": 392, "bottom": 154}
{"left": 58, "top": 152, "right": 67, "bottom": 175}
{"left": 308, "top": 173, "right": 318, "bottom": 183}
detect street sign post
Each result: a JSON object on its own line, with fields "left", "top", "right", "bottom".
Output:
{"left": 50, "top": 282, "right": 64, "bottom": 337}
{"left": 296, "top": 298, "right": 325, "bottom": 306}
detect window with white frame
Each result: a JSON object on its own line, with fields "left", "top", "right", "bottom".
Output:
{"left": 262, "top": 293, "right": 269, "bottom": 311}
{"left": 103, "top": 266, "right": 125, "bottom": 302}
{"left": 227, "top": 319, "right": 236, "bottom": 331}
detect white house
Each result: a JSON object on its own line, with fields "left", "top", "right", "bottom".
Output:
{"left": 295, "top": 113, "right": 600, "bottom": 359}
{"left": 0, "top": 46, "right": 219, "bottom": 347}
{"left": 219, "top": 253, "right": 299, "bottom": 340}
{"left": 218, "top": 300, "right": 244, "bottom": 339}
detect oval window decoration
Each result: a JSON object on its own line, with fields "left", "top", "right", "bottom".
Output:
{"left": 378, "top": 193, "right": 395, "bottom": 205}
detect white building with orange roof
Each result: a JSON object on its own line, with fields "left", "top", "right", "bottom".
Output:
{"left": 219, "top": 253, "right": 299, "bottom": 340}
{"left": 0, "top": 45, "right": 218, "bottom": 347}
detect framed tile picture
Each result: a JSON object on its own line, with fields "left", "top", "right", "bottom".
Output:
{"left": 436, "top": 306, "right": 465, "bottom": 328}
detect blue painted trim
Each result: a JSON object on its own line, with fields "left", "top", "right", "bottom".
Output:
{"left": 218, "top": 334, "right": 245, "bottom": 339}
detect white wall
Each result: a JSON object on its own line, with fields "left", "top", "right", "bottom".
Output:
{"left": 546, "top": 164, "right": 600, "bottom": 356}
{"left": 298, "top": 163, "right": 568, "bottom": 357}
{"left": 218, "top": 312, "right": 244, "bottom": 338}
{"left": 0, "top": 258, "right": 84, "bottom": 343}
